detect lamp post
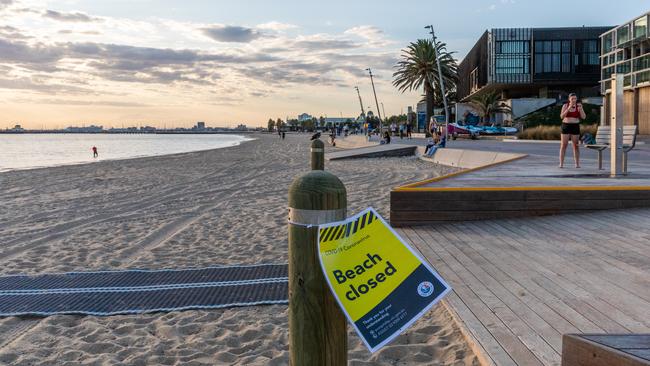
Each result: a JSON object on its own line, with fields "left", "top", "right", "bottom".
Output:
{"left": 366, "top": 68, "right": 382, "bottom": 136}
{"left": 425, "top": 25, "right": 450, "bottom": 142}
{"left": 354, "top": 86, "right": 365, "bottom": 118}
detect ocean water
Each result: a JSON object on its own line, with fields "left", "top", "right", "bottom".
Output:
{"left": 0, "top": 133, "right": 253, "bottom": 172}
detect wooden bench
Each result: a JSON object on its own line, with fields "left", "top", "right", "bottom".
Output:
{"left": 562, "top": 334, "right": 650, "bottom": 366}
{"left": 586, "top": 125, "right": 638, "bottom": 172}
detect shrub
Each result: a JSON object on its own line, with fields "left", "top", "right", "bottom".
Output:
{"left": 516, "top": 124, "right": 598, "bottom": 140}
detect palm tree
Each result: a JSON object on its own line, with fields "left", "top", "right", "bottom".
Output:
{"left": 467, "top": 92, "right": 513, "bottom": 124}
{"left": 393, "top": 39, "right": 458, "bottom": 126}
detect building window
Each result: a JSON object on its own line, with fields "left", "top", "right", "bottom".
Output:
{"left": 494, "top": 41, "right": 530, "bottom": 78}
{"left": 576, "top": 40, "right": 599, "bottom": 65}
{"left": 634, "top": 16, "right": 647, "bottom": 39}
{"left": 602, "top": 32, "right": 613, "bottom": 53}
{"left": 637, "top": 70, "right": 650, "bottom": 84}
{"left": 617, "top": 25, "right": 630, "bottom": 45}
{"left": 634, "top": 54, "right": 650, "bottom": 71}
{"left": 534, "top": 40, "right": 571, "bottom": 73}
{"left": 470, "top": 67, "right": 479, "bottom": 92}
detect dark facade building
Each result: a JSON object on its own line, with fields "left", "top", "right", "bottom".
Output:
{"left": 601, "top": 11, "right": 650, "bottom": 134}
{"left": 458, "top": 26, "right": 613, "bottom": 102}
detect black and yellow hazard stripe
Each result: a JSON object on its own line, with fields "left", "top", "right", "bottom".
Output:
{"left": 319, "top": 211, "right": 377, "bottom": 243}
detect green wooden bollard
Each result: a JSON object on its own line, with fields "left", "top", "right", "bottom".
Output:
{"left": 311, "top": 139, "right": 324, "bottom": 171}
{"left": 288, "top": 138, "right": 347, "bottom": 366}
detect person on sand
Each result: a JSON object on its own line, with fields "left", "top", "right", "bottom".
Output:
{"left": 559, "top": 93, "right": 586, "bottom": 168}
{"left": 92, "top": 146, "right": 98, "bottom": 158}
{"left": 381, "top": 131, "right": 391, "bottom": 145}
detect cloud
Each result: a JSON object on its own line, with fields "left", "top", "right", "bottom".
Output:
{"left": 201, "top": 25, "right": 263, "bottom": 43}
{"left": 256, "top": 21, "right": 297, "bottom": 31}
{"left": 0, "top": 77, "right": 93, "bottom": 94}
{"left": 25, "top": 98, "right": 150, "bottom": 107}
{"left": 43, "top": 10, "right": 102, "bottom": 23}
{"left": 293, "top": 39, "right": 360, "bottom": 51}
{"left": 58, "top": 29, "right": 101, "bottom": 35}
{"left": 0, "top": 0, "right": 14, "bottom": 9}
{"left": 344, "top": 26, "right": 384, "bottom": 40}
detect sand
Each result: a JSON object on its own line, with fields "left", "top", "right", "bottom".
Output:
{"left": 0, "top": 133, "right": 478, "bottom": 365}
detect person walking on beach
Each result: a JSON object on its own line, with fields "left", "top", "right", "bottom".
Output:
{"left": 92, "top": 146, "right": 98, "bottom": 158}
{"left": 559, "top": 93, "right": 586, "bottom": 168}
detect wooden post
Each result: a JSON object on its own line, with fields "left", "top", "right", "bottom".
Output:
{"left": 311, "top": 139, "right": 325, "bottom": 171}
{"left": 611, "top": 74, "right": 624, "bottom": 176}
{"left": 288, "top": 138, "right": 347, "bottom": 366}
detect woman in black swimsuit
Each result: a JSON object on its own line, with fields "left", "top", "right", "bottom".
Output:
{"left": 559, "top": 93, "right": 586, "bottom": 168}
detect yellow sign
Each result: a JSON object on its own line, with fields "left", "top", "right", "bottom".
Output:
{"left": 318, "top": 207, "right": 450, "bottom": 353}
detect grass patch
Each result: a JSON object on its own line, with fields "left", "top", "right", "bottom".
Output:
{"left": 517, "top": 124, "right": 598, "bottom": 140}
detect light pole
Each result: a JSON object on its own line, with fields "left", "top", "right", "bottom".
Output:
{"left": 354, "top": 86, "right": 365, "bottom": 118}
{"left": 425, "top": 25, "right": 450, "bottom": 142}
{"left": 366, "top": 68, "right": 382, "bottom": 136}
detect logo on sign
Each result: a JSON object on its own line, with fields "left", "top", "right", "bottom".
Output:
{"left": 417, "top": 281, "right": 434, "bottom": 297}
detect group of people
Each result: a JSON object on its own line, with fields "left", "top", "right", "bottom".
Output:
{"left": 389, "top": 122, "right": 413, "bottom": 139}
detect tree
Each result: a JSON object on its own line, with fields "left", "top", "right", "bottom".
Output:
{"left": 267, "top": 118, "right": 275, "bottom": 132}
{"left": 467, "top": 92, "right": 513, "bottom": 124}
{"left": 276, "top": 118, "right": 285, "bottom": 130}
{"left": 393, "top": 39, "right": 458, "bottom": 126}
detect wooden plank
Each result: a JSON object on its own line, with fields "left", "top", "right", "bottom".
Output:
{"left": 562, "top": 334, "right": 650, "bottom": 366}
{"left": 448, "top": 222, "right": 585, "bottom": 335}
{"left": 531, "top": 215, "right": 650, "bottom": 299}
{"left": 457, "top": 221, "right": 605, "bottom": 334}
{"left": 418, "top": 226, "right": 554, "bottom": 366}
{"left": 486, "top": 219, "right": 649, "bottom": 332}
{"left": 473, "top": 220, "right": 635, "bottom": 333}
{"left": 408, "top": 227, "right": 546, "bottom": 366}
{"left": 582, "top": 334, "right": 650, "bottom": 350}
{"left": 401, "top": 227, "right": 510, "bottom": 366}
{"left": 431, "top": 225, "right": 564, "bottom": 356}
{"left": 392, "top": 190, "right": 650, "bottom": 202}
{"left": 392, "top": 199, "right": 650, "bottom": 212}
{"left": 497, "top": 217, "right": 650, "bottom": 325}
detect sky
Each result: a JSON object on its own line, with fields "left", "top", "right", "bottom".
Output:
{"left": 0, "top": 0, "right": 647, "bottom": 129}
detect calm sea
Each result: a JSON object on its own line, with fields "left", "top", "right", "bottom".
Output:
{"left": 0, "top": 133, "right": 253, "bottom": 172}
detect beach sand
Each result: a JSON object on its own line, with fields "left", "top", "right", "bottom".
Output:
{"left": 0, "top": 133, "right": 478, "bottom": 365}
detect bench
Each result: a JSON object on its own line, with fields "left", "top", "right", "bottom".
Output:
{"left": 562, "top": 334, "right": 650, "bottom": 366}
{"left": 586, "top": 125, "right": 638, "bottom": 172}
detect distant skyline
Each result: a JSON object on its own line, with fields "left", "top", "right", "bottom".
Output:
{"left": 0, "top": 0, "right": 647, "bottom": 128}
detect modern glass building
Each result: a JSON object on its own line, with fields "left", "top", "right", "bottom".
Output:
{"left": 600, "top": 11, "right": 650, "bottom": 134}
{"left": 458, "top": 26, "right": 612, "bottom": 102}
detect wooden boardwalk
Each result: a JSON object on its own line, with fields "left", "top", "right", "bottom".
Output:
{"left": 396, "top": 208, "right": 650, "bottom": 366}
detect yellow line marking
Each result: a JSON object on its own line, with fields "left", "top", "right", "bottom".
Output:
{"left": 394, "top": 153, "right": 528, "bottom": 190}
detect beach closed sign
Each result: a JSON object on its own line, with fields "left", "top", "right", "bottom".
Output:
{"left": 318, "top": 207, "right": 451, "bottom": 353}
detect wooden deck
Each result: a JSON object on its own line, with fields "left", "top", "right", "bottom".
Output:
{"left": 391, "top": 154, "right": 650, "bottom": 226}
{"left": 396, "top": 208, "right": 650, "bottom": 366}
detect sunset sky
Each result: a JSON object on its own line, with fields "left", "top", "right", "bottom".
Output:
{"left": 0, "top": 0, "right": 646, "bottom": 128}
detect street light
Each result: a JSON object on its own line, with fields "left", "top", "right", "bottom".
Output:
{"left": 425, "top": 25, "right": 450, "bottom": 142}
{"left": 366, "top": 68, "right": 383, "bottom": 136}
